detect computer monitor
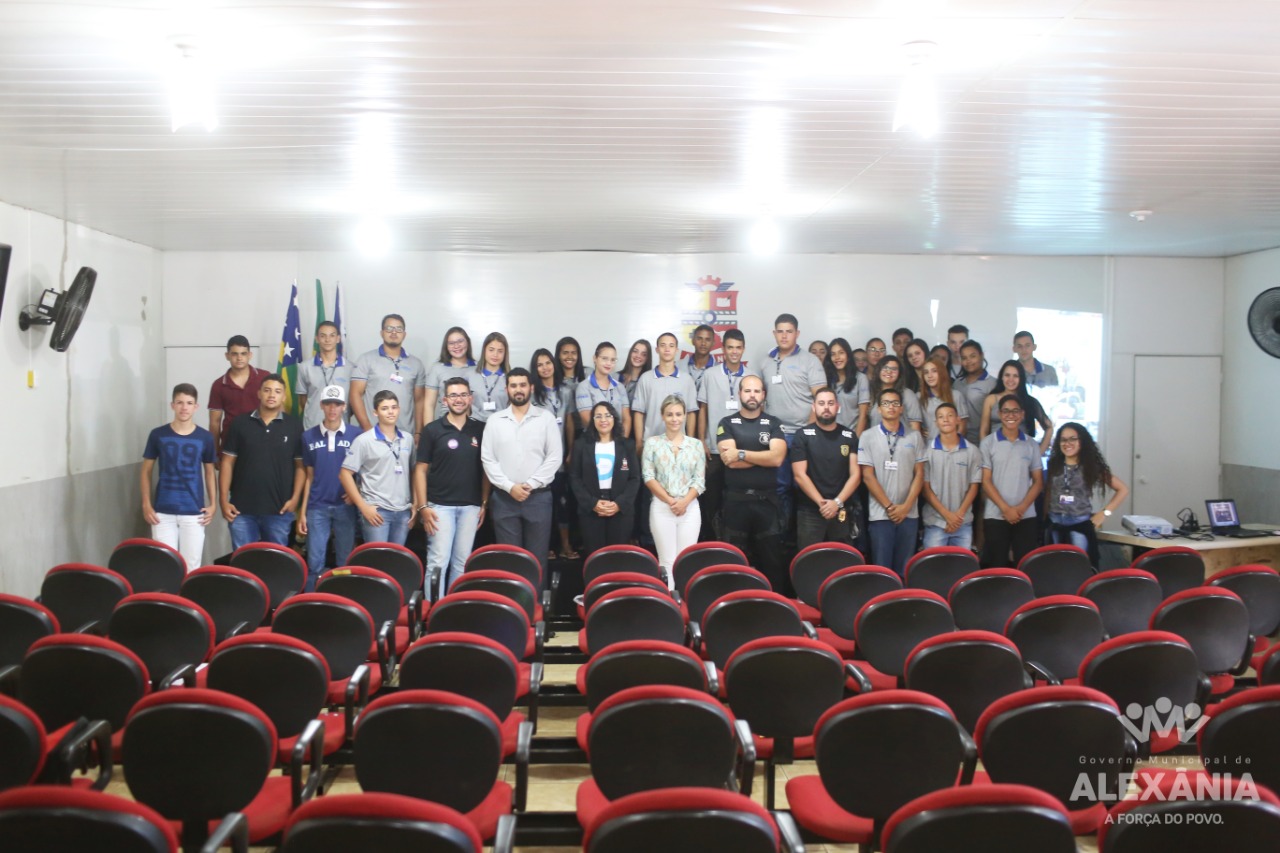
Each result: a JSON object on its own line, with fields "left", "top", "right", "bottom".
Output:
{"left": 1205, "top": 499, "right": 1242, "bottom": 530}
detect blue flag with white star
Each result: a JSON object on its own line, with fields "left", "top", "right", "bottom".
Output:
{"left": 275, "top": 282, "right": 302, "bottom": 416}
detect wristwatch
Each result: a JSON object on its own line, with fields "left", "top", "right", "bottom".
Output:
{"left": 737, "top": 450, "right": 746, "bottom": 462}
{"left": 1103, "top": 509, "right": 1113, "bottom": 517}
{"left": 835, "top": 499, "right": 845, "bottom": 509}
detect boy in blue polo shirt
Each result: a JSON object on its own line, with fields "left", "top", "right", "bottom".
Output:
{"left": 298, "top": 384, "right": 362, "bottom": 590}
{"left": 141, "top": 383, "right": 217, "bottom": 570}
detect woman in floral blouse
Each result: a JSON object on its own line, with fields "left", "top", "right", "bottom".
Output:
{"left": 642, "top": 394, "right": 706, "bottom": 588}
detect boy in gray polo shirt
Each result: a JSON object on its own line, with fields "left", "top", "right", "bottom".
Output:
{"left": 922, "top": 403, "right": 983, "bottom": 550}
{"left": 980, "top": 393, "right": 1044, "bottom": 567}
{"left": 350, "top": 314, "right": 428, "bottom": 434}
{"left": 340, "top": 389, "right": 415, "bottom": 545}
{"left": 632, "top": 332, "right": 699, "bottom": 451}
{"left": 858, "top": 388, "right": 926, "bottom": 577}
{"left": 296, "top": 321, "right": 352, "bottom": 429}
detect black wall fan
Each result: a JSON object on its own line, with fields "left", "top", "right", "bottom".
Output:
{"left": 1248, "top": 287, "right": 1280, "bottom": 359}
{"left": 19, "top": 265, "right": 96, "bottom": 352}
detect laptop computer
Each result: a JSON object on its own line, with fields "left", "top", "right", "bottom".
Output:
{"left": 1204, "top": 499, "right": 1276, "bottom": 539}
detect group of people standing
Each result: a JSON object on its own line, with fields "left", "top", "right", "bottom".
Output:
{"left": 139, "top": 312, "right": 1128, "bottom": 597}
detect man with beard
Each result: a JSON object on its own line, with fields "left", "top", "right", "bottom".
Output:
{"left": 790, "top": 388, "right": 861, "bottom": 550}
{"left": 715, "top": 374, "right": 788, "bottom": 591}
{"left": 480, "top": 367, "right": 564, "bottom": 581}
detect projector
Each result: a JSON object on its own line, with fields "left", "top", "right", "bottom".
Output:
{"left": 1122, "top": 515, "right": 1174, "bottom": 537}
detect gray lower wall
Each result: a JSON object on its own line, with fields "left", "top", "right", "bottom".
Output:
{"left": 0, "top": 463, "right": 148, "bottom": 599}
{"left": 1222, "top": 464, "right": 1280, "bottom": 525}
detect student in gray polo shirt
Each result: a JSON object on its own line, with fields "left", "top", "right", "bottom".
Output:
{"left": 980, "top": 393, "right": 1045, "bottom": 567}
{"left": 957, "top": 341, "right": 997, "bottom": 444}
{"left": 697, "top": 329, "right": 757, "bottom": 540}
{"left": 340, "top": 389, "right": 415, "bottom": 545}
{"left": 858, "top": 388, "right": 926, "bottom": 577}
{"left": 350, "top": 314, "right": 428, "bottom": 435}
{"left": 632, "top": 332, "right": 699, "bottom": 452}
{"left": 922, "top": 403, "right": 983, "bottom": 550}
{"left": 467, "top": 331, "right": 512, "bottom": 423}
{"left": 296, "top": 321, "right": 352, "bottom": 430}
{"left": 577, "top": 342, "right": 631, "bottom": 434}
{"left": 759, "top": 313, "right": 827, "bottom": 527}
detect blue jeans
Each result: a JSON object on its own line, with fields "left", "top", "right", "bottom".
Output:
{"left": 361, "top": 508, "right": 412, "bottom": 547}
{"left": 230, "top": 513, "right": 294, "bottom": 551}
{"left": 427, "top": 503, "right": 483, "bottom": 598}
{"left": 922, "top": 522, "right": 973, "bottom": 550}
{"left": 1048, "top": 512, "right": 1092, "bottom": 552}
{"left": 868, "top": 517, "right": 920, "bottom": 578}
{"left": 305, "top": 504, "right": 358, "bottom": 591}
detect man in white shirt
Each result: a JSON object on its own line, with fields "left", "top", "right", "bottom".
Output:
{"left": 481, "top": 367, "right": 564, "bottom": 580}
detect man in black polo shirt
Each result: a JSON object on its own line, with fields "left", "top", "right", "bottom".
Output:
{"left": 716, "top": 375, "right": 788, "bottom": 591}
{"left": 414, "top": 376, "right": 489, "bottom": 598}
{"left": 791, "top": 387, "right": 861, "bottom": 549}
{"left": 219, "top": 373, "right": 305, "bottom": 550}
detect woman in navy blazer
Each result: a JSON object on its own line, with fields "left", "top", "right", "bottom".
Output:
{"left": 570, "top": 401, "right": 641, "bottom": 557}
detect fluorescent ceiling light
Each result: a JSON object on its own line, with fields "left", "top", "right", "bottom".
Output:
{"left": 892, "top": 41, "right": 939, "bottom": 138}
{"left": 168, "top": 38, "right": 217, "bottom": 132}
{"left": 749, "top": 217, "right": 781, "bottom": 255}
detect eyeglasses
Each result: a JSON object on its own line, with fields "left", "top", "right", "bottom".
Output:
{"left": 444, "top": 393, "right": 471, "bottom": 400}
{"left": 1000, "top": 408, "right": 1023, "bottom": 415}
{"left": 1060, "top": 437, "right": 1080, "bottom": 444}
{"left": 879, "top": 400, "right": 902, "bottom": 408}
{"left": 383, "top": 326, "right": 405, "bottom": 333}
{"left": 446, "top": 338, "right": 467, "bottom": 346}
{"left": 868, "top": 347, "right": 886, "bottom": 354}
{"left": 593, "top": 414, "right": 614, "bottom": 421}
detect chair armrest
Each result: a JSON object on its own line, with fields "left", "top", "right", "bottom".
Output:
{"left": 376, "top": 620, "right": 393, "bottom": 681}
{"left": 492, "top": 814, "right": 517, "bottom": 853}
{"left": 1023, "top": 660, "right": 1060, "bottom": 685}
{"left": 427, "top": 566, "right": 442, "bottom": 601}
{"left": 0, "top": 664, "right": 19, "bottom": 697}
{"left": 957, "top": 726, "right": 979, "bottom": 785}
{"left": 844, "top": 662, "right": 873, "bottom": 694}
{"left": 200, "top": 812, "right": 249, "bottom": 853}
{"left": 704, "top": 661, "right": 720, "bottom": 696}
{"left": 224, "top": 620, "right": 251, "bottom": 641}
{"left": 528, "top": 662, "right": 544, "bottom": 696}
{"left": 54, "top": 718, "right": 114, "bottom": 791}
{"left": 688, "top": 621, "right": 702, "bottom": 651}
{"left": 774, "top": 810, "right": 806, "bottom": 853}
{"left": 734, "top": 718, "right": 757, "bottom": 797}
{"left": 407, "top": 590, "right": 426, "bottom": 640}
{"left": 159, "top": 664, "right": 198, "bottom": 690}
{"left": 534, "top": 620, "right": 546, "bottom": 661}
{"left": 514, "top": 721, "right": 533, "bottom": 812}
{"left": 801, "top": 620, "right": 818, "bottom": 641}
{"left": 344, "top": 663, "right": 372, "bottom": 741}
{"left": 291, "top": 718, "right": 326, "bottom": 808}
{"left": 73, "top": 619, "right": 105, "bottom": 635}
{"left": 1195, "top": 672, "right": 1213, "bottom": 707}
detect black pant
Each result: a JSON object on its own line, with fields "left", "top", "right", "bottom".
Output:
{"left": 699, "top": 455, "right": 725, "bottom": 541}
{"left": 579, "top": 509, "right": 635, "bottom": 559}
{"left": 795, "top": 504, "right": 854, "bottom": 550}
{"left": 982, "top": 517, "right": 1040, "bottom": 568}
{"left": 721, "top": 492, "right": 788, "bottom": 595}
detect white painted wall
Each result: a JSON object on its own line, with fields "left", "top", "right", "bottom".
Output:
{"left": 1106, "top": 256, "right": 1226, "bottom": 516}
{"left": 1223, "top": 247, "right": 1280, "bottom": 470}
{"left": 0, "top": 199, "right": 164, "bottom": 596}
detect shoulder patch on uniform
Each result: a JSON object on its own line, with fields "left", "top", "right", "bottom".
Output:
{"left": 716, "top": 425, "right": 726, "bottom": 435}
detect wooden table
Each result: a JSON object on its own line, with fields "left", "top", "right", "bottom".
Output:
{"left": 1098, "top": 524, "right": 1280, "bottom": 578}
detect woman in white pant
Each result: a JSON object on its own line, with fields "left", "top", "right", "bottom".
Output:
{"left": 642, "top": 395, "right": 705, "bottom": 588}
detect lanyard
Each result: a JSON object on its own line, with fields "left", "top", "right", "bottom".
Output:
{"left": 319, "top": 362, "right": 339, "bottom": 387}
{"left": 724, "top": 364, "right": 743, "bottom": 398}
{"left": 544, "top": 385, "right": 562, "bottom": 414}
{"left": 481, "top": 369, "right": 503, "bottom": 400}
{"left": 383, "top": 353, "right": 404, "bottom": 373}
{"left": 593, "top": 373, "right": 618, "bottom": 405}
{"left": 377, "top": 429, "right": 403, "bottom": 465}
{"left": 881, "top": 423, "right": 903, "bottom": 460}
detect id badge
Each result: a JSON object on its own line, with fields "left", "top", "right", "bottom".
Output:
{"left": 725, "top": 400, "right": 738, "bottom": 409}
{"left": 394, "top": 465, "right": 404, "bottom": 476}
{"left": 389, "top": 373, "right": 404, "bottom": 384}
{"left": 771, "top": 374, "right": 783, "bottom": 385}
{"left": 884, "top": 460, "right": 899, "bottom": 472}
{"left": 556, "top": 416, "right": 564, "bottom": 426}
{"left": 483, "top": 401, "right": 497, "bottom": 411}
{"left": 1059, "top": 494, "right": 1075, "bottom": 505}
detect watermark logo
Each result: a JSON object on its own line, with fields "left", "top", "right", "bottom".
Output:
{"left": 1118, "top": 697, "right": 1207, "bottom": 745}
